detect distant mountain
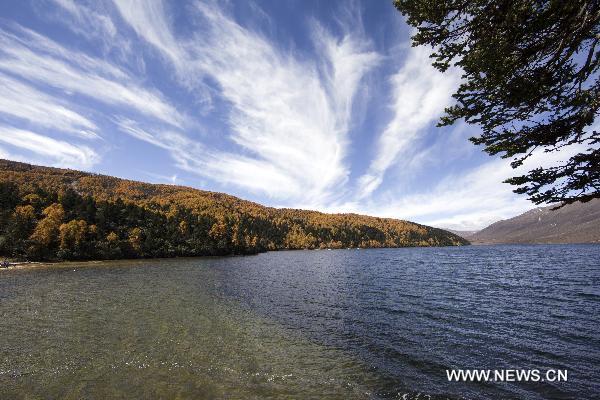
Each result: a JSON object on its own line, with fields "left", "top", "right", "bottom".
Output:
{"left": 0, "top": 159, "right": 468, "bottom": 261}
{"left": 447, "top": 229, "right": 477, "bottom": 239}
{"left": 469, "top": 200, "right": 600, "bottom": 244}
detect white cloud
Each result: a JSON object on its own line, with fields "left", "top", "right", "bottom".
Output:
{"left": 112, "top": 0, "right": 212, "bottom": 104}
{"left": 114, "top": 1, "right": 380, "bottom": 205}
{"left": 357, "top": 45, "right": 461, "bottom": 198}
{"left": 0, "top": 73, "right": 99, "bottom": 139}
{"left": 51, "top": 0, "right": 117, "bottom": 42}
{"left": 342, "top": 143, "right": 592, "bottom": 230}
{"left": 379, "top": 161, "right": 532, "bottom": 230}
{"left": 0, "top": 25, "right": 184, "bottom": 128}
{"left": 5, "top": 1, "right": 584, "bottom": 232}
{"left": 0, "top": 126, "right": 99, "bottom": 169}
{"left": 112, "top": 0, "right": 181, "bottom": 63}
{"left": 116, "top": 119, "right": 304, "bottom": 198}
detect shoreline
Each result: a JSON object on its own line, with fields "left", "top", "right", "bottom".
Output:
{"left": 0, "top": 244, "right": 471, "bottom": 272}
{"left": 0, "top": 261, "right": 50, "bottom": 271}
{"left": 3, "top": 242, "right": 600, "bottom": 272}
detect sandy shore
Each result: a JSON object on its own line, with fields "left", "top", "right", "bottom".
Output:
{"left": 0, "top": 261, "right": 64, "bottom": 273}
{"left": 0, "top": 261, "right": 51, "bottom": 271}
{"left": 0, "top": 257, "right": 211, "bottom": 272}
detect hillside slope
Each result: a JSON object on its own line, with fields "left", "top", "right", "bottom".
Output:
{"left": 470, "top": 200, "right": 600, "bottom": 244}
{"left": 0, "top": 159, "right": 467, "bottom": 261}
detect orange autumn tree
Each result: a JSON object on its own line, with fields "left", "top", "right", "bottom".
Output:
{"left": 29, "top": 203, "right": 64, "bottom": 259}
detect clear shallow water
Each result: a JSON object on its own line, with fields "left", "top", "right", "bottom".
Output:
{"left": 1, "top": 245, "right": 599, "bottom": 399}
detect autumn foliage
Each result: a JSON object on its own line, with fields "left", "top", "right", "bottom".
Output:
{"left": 0, "top": 160, "right": 468, "bottom": 261}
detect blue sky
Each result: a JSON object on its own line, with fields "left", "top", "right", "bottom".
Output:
{"left": 0, "top": 0, "right": 578, "bottom": 230}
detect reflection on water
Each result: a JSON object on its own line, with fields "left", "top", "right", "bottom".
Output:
{"left": 1, "top": 245, "right": 599, "bottom": 399}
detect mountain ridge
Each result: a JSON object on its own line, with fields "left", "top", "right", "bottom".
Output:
{"left": 468, "top": 200, "right": 600, "bottom": 244}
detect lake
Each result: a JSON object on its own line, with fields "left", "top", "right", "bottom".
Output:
{"left": 1, "top": 245, "right": 599, "bottom": 399}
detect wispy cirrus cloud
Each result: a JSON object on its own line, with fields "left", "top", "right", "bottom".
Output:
{"left": 113, "top": 1, "right": 380, "bottom": 205}
{"left": 112, "top": 0, "right": 181, "bottom": 64}
{"left": 357, "top": 46, "right": 461, "bottom": 199}
{"left": 112, "top": 0, "right": 212, "bottom": 103}
{"left": 50, "top": 0, "right": 117, "bottom": 43}
{"left": 0, "top": 126, "right": 99, "bottom": 168}
{"left": 0, "top": 25, "right": 185, "bottom": 128}
{"left": 0, "top": 73, "right": 99, "bottom": 139}
{"left": 116, "top": 119, "right": 318, "bottom": 199}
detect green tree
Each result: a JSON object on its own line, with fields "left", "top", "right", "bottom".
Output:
{"left": 394, "top": 0, "right": 599, "bottom": 205}
{"left": 0, "top": 181, "right": 20, "bottom": 211}
{"left": 6, "top": 205, "right": 37, "bottom": 256}
{"left": 0, "top": 182, "right": 20, "bottom": 253}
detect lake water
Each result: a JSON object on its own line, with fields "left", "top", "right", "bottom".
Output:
{"left": 1, "top": 245, "right": 599, "bottom": 399}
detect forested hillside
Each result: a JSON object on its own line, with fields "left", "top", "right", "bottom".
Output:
{"left": 0, "top": 160, "right": 468, "bottom": 261}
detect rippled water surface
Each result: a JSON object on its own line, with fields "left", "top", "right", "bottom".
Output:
{"left": 1, "top": 245, "right": 599, "bottom": 399}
